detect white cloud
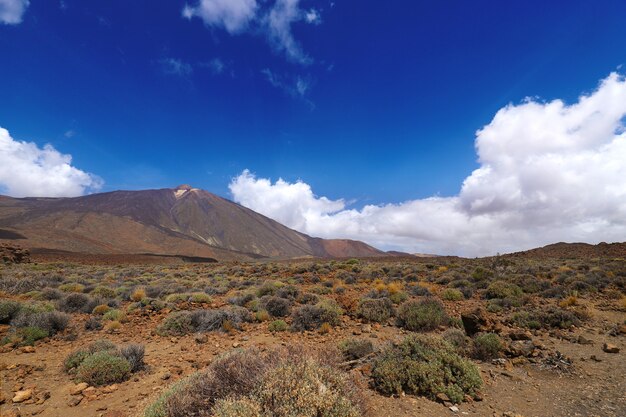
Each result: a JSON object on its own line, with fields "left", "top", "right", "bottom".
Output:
{"left": 264, "top": 0, "right": 312, "bottom": 64}
{"left": 0, "top": 0, "right": 29, "bottom": 24}
{"left": 183, "top": 0, "right": 258, "bottom": 34}
{"left": 183, "top": 0, "right": 320, "bottom": 65}
{"left": 0, "top": 127, "right": 103, "bottom": 198}
{"left": 230, "top": 73, "right": 626, "bottom": 256}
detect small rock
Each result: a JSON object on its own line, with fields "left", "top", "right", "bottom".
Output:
{"left": 161, "top": 372, "right": 171, "bottom": 381}
{"left": 436, "top": 392, "right": 450, "bottom": 403}
{"left": 508, "top": 330, "right": 532, "bottom": 341}
{"left": 194, "top": 334, "right": 208, "bottom": 344}
{"left": 590, "top": 355, "right": 602, "bottom": 362}
{"left": 602, "top": 343, "right": 619, "bottom": 353}
{"left": 70, "top": 382, "right": 89, "bottom": 395}
{"left": 20, "top": 346, "right": 35, "bottom": 354}
{"left": 450, "top": 405, "right": 459, "bottom": 412}
{"left": 361, "top": 324, "right": 372, "bottom": 333}
{"left": 12, "top": 389, "right": 33, "bottom": 403}
{"left": 232, "top": 342, "right": 240, "bottom": 348}
{"left": 3, "top": 409, "right": 21, "bottom": 417}
{"left": 67, "top": 396, "right": 82, "bottom": 407}
{"left": 577, "top": 335, "right": 593, "bottom": 345}
{"left": 102, "top": 384, "right": 118, "bottom": 394}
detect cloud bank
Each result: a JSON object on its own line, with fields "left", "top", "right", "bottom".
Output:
{"left": 230, "top": 73, "right": 626, "bottom": 256}
{"left": 0, "top": 0, "right": 29, "bottom": 24}
{"left": 183, "top": 0, "right": 319, "bottom": 64}
{"left": 0, "top": 127, "right": 103, "bottom": 197}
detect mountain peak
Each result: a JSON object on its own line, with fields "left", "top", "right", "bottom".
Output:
{"left": 175, "top": 184, "right": 193, "bottom": 190}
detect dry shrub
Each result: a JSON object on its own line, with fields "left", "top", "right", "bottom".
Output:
{"left": 145, "top": 346, "right": 362, "bottom": 417}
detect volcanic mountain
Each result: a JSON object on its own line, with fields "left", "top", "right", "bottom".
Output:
{"left": 0, "top": 185, "right": 383, "bottom": 260}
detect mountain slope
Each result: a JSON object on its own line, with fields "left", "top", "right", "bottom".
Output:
{"left": 0, "top": 185, "right": 383, "bottom": 260}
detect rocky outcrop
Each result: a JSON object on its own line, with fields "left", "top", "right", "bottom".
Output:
{"left": 0, "top": 244, "right": 30, "bottom": 264}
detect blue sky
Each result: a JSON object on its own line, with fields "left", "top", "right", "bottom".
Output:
{"left": 1, "top": 1, "right": 626, "bottom": 254}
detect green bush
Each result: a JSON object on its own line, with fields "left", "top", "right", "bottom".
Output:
{"left": 157, "top": 311, "right": 193, "bottom": 336}
{"left": 372, "top": 334, "right": 482, "bottom": 403}
{"left": 441, "top": 288, "right": 464, "bottom": 301}
{"left": 65, "top": 350, "right": 90, "bottom": 372}
{"left": 485, "top": 281, "right": 523, "bottom": 300}
{"left": 268, "top": 320, "right": 288, "bottom": 332}
{"left": 0, "top": 300, "right": 22, "bottom": 324}
{"left": 75, "top": 351, "right": 131, "bottom": 386}
{"left": 212, "top": 397, "right": 262, "bottom": 417}
{"left": 472, "top": 333, "right": 502, "bottom": 360}
{"left": 339, "top": 338, "right": 374, "bottom": 360}
{"left": 397, "top": 299, "right": 449, "bottom": 331}
{"left": 291, "top": 299, "right": 342, "bottom": 331}
{"left": 189, "top": 293, "right": 212, "bottom": 304}
{"left": 18, "top": 326, "right": 49, "bottom": 346}
{"left": 357, "top": 298, "right": 394, "bottom": 323}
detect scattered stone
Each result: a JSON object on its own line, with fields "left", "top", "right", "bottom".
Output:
{"left": 194, "top": 334, "right": 208, "bottom": 344}
{"left": 461, "top": 308, "right": 495, "bottom": 336}
{"left": 602, "top": 343, "right": 619, "bottom": 353}
{"left": 361, "top": 324, "right": 372, "bottom": 333}
{"left": 102, "top": 384, "right": 118, "bottom": 394}
{"left": 508, "top": 340, "right": 534, "bottom": 357}
{"left": 161, "top": 372, "right": 171, "bottom": 381}
{"left": 436, "top": 392, "right": 450, "bottom": 403}
{"left": 590, "top": 355, "right": 602, "bottom": 362}
{"left": 3, "top": 409, "right": 21, "bottom": 417}
{"left": 508, "top": 330, "right": 532, "bottom": 341}
{"left": 450, "top": 405, "right": 459, "bottom": 412}
{"left": 70, "top": 382, "right": 89, "bottom": 395}
{"left": 12, "top": 389, "right": 33, "bottom": 403}
{"left": 232, "top": 342, "right": 240, "bottom": 348}
{"left": 576, "top": 335, "right": 594, "bottom": 345}
{"left": 20, "top": 346, "right": 35, "bottom": 354}
{"left": 67, "top": 396, "right": 82, "bottom": 407}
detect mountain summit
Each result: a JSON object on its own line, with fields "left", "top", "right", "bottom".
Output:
{"left": 0, "top": 187, "right": 382, "bottom": 260}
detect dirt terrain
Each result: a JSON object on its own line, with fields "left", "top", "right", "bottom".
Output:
{"left": 0, "top": 253, "right": 624, "bottom": 417}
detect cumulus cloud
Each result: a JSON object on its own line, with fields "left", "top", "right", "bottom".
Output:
{"left": 0, "top": 0, "right": 29, "bottom": 24}
{"left": 0, "top": 127, "right": 103, "bottom": 197}
{"left": 183, "top": 0, "right": 319, "bottom": 64}
{"left": 230, "top": 73, "right": 626, "bottom": 256}
{"left": 183, "top": 0, "right": 258, "bottom": 34}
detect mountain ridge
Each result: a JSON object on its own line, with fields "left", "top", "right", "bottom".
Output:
{"left": 0, "top": 185, "right": 383, "bottom": 260}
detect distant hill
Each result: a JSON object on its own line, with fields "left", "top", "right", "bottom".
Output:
{"left": 0, "top": 185, "right": 383, "bottom": 260}
{"left": 504, "top": 242, "right": 626, "bottom": 259}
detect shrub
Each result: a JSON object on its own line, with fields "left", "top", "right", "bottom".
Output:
{"left": 157, "top": 312, "right": 193, "bottom": 336}
{"left": 227, "top": 293, "right": 256, "bottom": 307}
{"left": 11, "top": 310, "right": 70, "bottom": 335}
{"left": 372, "top": 334, "right": 482, "bottom": 403}
{"left": 91, "top": 286, "right": 117, "bottom": 299}
{"left": 512, "top": 307, "right": 582, "bottom": 329}
{"left": 472, "top": 333, "right": 502, "bottom": 360}
{"left": 357, "top": 298, "right": 394, "bottom": 323}
{"left": 409, "top": 284, "right": 432, "bottom": 297}
{"left": 442, "top": 328, "right": 473, "bottom": 356}
{"left": 485, "top": 281, "right": 523, "bottom": 300}
{"left": 88, "top": 339, "right": 117, "bottom": 353}
{"left": 255, "top": 310, "right": 270, "bottom": 322}
{"left": 389, "top": 291, "right": 408, "bottom": 304}
{"left": 189, "top": 293, "right": 212, "bottom": 304}
{"left": 397, "top": 299, "right": 449, "bottom": 331}
{"left": 441, "top": 288, "right": 464, "bottom": 301}
{"left": 18, "top": 326, "right": 49, "bottom": 346}
{"left": 268, "top": 320, "right": 288, "bottom": 332}
{"left": 190, "top": 309, "right": 247, "bottom": 333}
{"left": 212, "top": 398, "right": 262, "bottom": 417}
{"left": 339, "top": 338, "right": 374, "bottom": 360}
{"left": 131, "top": 287, "right": 147, "bottom": 302}
{"left": 0, "top": 300, "right": 22, "bottom": 324}
{"left": 85, "top": 316, "right": 103, "bottom": 331}
{"left": 64, "top": 350, "right": 90, "bottom": 372}
{"left": 92, "top": 304, "right": 111, "bottom": 315}
{"left": 59, "top": 283, "right": 85, "bottom": 293}
{"left": 102, "top": 309, "right": 126, "bottom": 322}
{"left": 276, "top": 285, "right": 300, "bottom": 300}
{"left": 119, "top": 344, "right": 145, "bottom": 372}
{"left": 255, "top": 358, "right": 360, "bottom": 417}
{"left": 291, "top": 300, "right": 342, "bottom": 331}
{"left": 58, "top": 293, "right": 91, "bottom": 313}
{"left": 260, "top": 296, "right": 292, "bottom": 317}
{"left": 76, "top": 351, "right": 131, "bottom": 386}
